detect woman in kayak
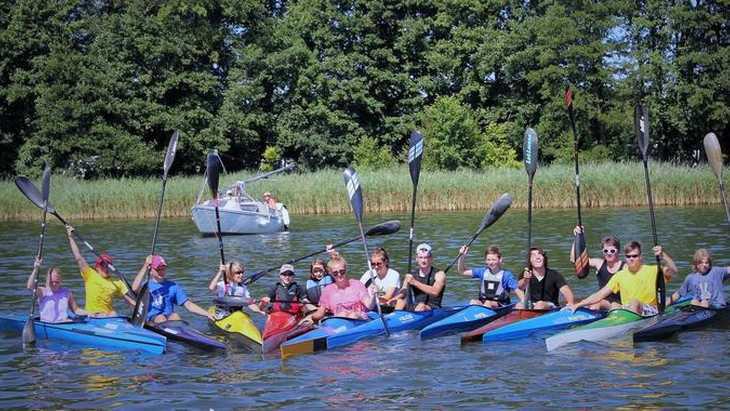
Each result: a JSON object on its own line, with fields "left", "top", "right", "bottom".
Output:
{"left": 670, "top": 248, "right": 730, "bottom": 308}
{"left": 208, "top": 261, "right": 264, "bottom": 317}
{"left": 569, "top": 226, "right": 624, "bottom": 310}
{"left": 517, "top": 247, "right": 574, "bottom": 309}
{"left": 259, "top": 264, "right": 313, "bottom": 314}
{"left": 360, "top": 248, "right": 400, "bottom": 312}
{"left": 306, "top": 256, "right": 376, "bottom": 322}
{"left": 305, "top": 259, "right": 332, "bottom": 305}
{"left": 456, "top": 245, "right": 524, "bottom": 308}
{"left": 26, "top": 258, "right": 86, "bottom": 322}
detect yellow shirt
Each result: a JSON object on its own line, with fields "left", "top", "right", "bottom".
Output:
{"left": 607, "top": 264, "right": 658, "bottom": 306}
{"left": 81, "top": 266, "right": 129, "bottom": 313}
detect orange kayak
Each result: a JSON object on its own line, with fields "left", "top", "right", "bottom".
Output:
{"left": 263, "top": 311, "right": 313, "bottom": 353}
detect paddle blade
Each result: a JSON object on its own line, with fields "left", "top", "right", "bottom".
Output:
{"left": 22, "top": 317, "right": 35, "bottom": 345}
{"left": 343, "top": 167, "right": 364, "bottom": 223}
{"left": 365, "top": 220, "right": 401, "bottom": 237}
{"left": 162, "top": 130, "right": 180, "bottom": 179}
{"left": 408, "top": 131, "right": 424, "bottom": 186}
{"left": 523, "top": 128, "right": 539, "bottom": 178}
{"left": 41, "top": 163, "right": 51, "bottom": 205}
{"left": 14, "top": 177, "right": 57, "bottom": 214}
{"left": 704, "top": 132, "right": 724, "bottom": 179}
{"left": 634, "top": 104, "right": 650, "bottom": 159}
{"left": 574, "top": 231, "right": 590, "bottom": 279}
{"left": 206, "top": 152, "right": 221, "bottom": 200}
{"left": 477, "top": 193, "right": 513, "bottom": 234}
{"left": 130, "top": 283, "right": 150, "bottom": 327}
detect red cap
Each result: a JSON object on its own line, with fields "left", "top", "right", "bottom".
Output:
{"left": 151, "top": 255, "right": 167, "bottom": 270}
{"left": 95, "top": 253, "right": 113, "bottom": 268}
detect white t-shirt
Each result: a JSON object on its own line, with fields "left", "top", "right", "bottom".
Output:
{"left": 360, "top": 268, "right": 400, "bottom": 294}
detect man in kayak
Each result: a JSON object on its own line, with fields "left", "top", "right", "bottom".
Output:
{"left": 360, "top": 247, "right": 400, "bottom": 312}
{"left": 65, "top": 225, "right": 135, "bottom": 316}
{"left": 394, "top": 243, "right": 446, "bottom": 312}
{"left": 259, "top": 264, "right": 313, "bottom": 314}
{"left": 569, "top": 226, "right": 624, "bottom": 310}
{"left": 27, "top": 258, "right": 86, "bottom": 322}
{"left": 306, "top": 256, "right": 376, "bottom": 322}
{"left": 568, "top": 241, "right": 677, "bottom": 315}
{"left": 670, "top": 248, "right": 730, "bottom": 308}
{"left": 456, "top": 245, "right": 524, "bottom": 308}
{"left": 132, "top": 255, "right": 215, "bottom": 323}
{"left": 517, "top": 247, "right": 574, "bottom": 309}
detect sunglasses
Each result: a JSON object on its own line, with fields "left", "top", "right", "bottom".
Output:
{"left": 233, "top": 270, "right": 244, "bottom": 275}
{"left": 331, "top": 269, "right": 347, "bottom": 276}
{"left": 281, "top": 272, "right": 295, "bottom": 277}
{"left": 370, "top": 261, "right": 384, "bottom": 267}
{"left": 603, "top": 249, "right": 618, "bottom": 255}
{"left": 625, "top": 254, "right": 640, "bottom": 259}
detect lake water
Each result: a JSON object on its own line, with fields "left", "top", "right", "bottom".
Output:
{"left": 0, "top": 206, "right": 728, "bottom": 409}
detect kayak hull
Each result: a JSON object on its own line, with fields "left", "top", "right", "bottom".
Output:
{"left": 281, "top": 316, "right": 371, "bottom": 358}
{"left": 483, "top": 308, "right": 605, "bottom": 342}
{"left": 208, "top": 307, "right": 262, "bottom": 351}
{"left": 147, "top": 320, "right": 226, "bottom": 351}
{"left": 419, "top": 304, "right": 512, "bottom": 340}
{"left": 633, "top": 305, "right": 723, "bottom": 342}
{"left": 0, "top": 315, "right": 166, "bottom": 355}
{"left": 545, "top": 308, "right": 646, "bottom": 351}
{"left": 461, "top": 309, "right": 553, "bottom": 344}
{"left": 262, "top": 311, "right": 312, "bottom": 353}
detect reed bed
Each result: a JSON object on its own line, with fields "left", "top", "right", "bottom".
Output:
{"left": 0, "top": 162, "right": 725, "bottom": 221}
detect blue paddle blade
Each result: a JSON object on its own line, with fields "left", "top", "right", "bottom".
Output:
{"left": 523, "top": 128, "right": 539, "bottom": 178}
{"left": 408, "top": 131, "right": 424, "bottom": 186}
{"left": 343, "top": 167, "right": 364, "bottom": 223}
{"left": 163, "top": 130, "right": 179, "bottom": 179}
{"left": 634, "top": 104, "right": 650, "bottom": 159}
{"left": 206, "top": 152, "right": 221, "bottom": 199}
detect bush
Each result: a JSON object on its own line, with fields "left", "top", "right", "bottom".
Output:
{"left": 418, "top": 96, "right": 480, "bottom": 170}
{"left": 478, "top": 122, "right": 521, "bottom": 169}
{"left": 353, "top": 136, "right": 395, "bottom": 170}
{"left": 259, "top": 146, "right": 281, "bottom": 172}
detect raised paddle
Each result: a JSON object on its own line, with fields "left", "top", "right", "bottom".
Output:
{"left": 523, "top": 128, "right": 539, "bottom": 309}
{"left": 565, "top": 87, "right": 590, "bottom": 280}
{"left": 206, "top": 152, "right": 227, "bottom": 266}
{"left": 243, "top": 220, "right": 400, "bottom": 285}
{"left": 21, "top": 163, "right": 51, "bottom": 346}
{"left": 131, "top": 130, "right": 180, "bottom": 327}
{"left": 635, "top": 104, "right": 666, "bottom": 314}
{"left": 703, "top": 132, "right": 730, "bottom": 227}
{"left": 406, "top": 131, "right": 424, "bottom": 306}
{"left": 14, "top": 177, "right": 135, "bottom": 294}
{"left": 343, "top": 167, "right": 390, "bottom": 336}
{"left": 444, "top": 193, "right": 513, "bottom": 273}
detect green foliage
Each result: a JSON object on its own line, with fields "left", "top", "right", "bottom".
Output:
{"left": 478, "top": 122, "right": 521, "bottom": 169}
{"left": 259, "top": 146, "right": 281, "bottom": 172}
{"left": 419, "top": 96, "right": 480, "bottom": 171}
{"left": 353, "top": 136, "right": 395, "bottom": 170}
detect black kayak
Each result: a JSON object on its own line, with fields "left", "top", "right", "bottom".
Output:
{"left": 146, "top": 320, "right": 226, "bottom": 351}
{"left": 633, "top": 305, "right": 725, "bottom": 342}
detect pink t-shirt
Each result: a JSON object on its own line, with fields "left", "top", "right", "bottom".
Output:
{"left": 319, "top": 279, "right": 369, "bottom": 317}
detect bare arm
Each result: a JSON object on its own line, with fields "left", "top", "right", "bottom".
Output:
{"left": 208, "top": 264, "right": 225, "bottom": 292}
{"left": 66, "top": 225, "right": 89, "bottom": 272}
{"left": 183, "top": 300, "right": 215, "bottom": 321}
{"left": 310, "top": 305, "right": 327, "bottom": 321}
{"left": 514, "top": 287, "right": 525, "bottom": 303}
{"left": 68, "top": 293, "right": 88, "bottom": 316}
{"left": 559, "top": 285, "right": 575, "bottom": 305}
{"left": 407, "top": 271, "right": 446, "bottom": 297}
{"left": 456, "top": 246, "right": 473, "bottom": 277}
{"left": 132, "top": 256, "right": 152, "bottom": 292}
{"left": 656, "top": 246, "right": 677, "bottom": 283}
{"left": 26, "top": 257, "right": 41, "bottom": 291}
{"left": 572, "top": 285, "right": 612, "bottom": 310}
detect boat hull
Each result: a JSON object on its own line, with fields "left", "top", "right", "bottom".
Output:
{"left": 633, "top": 305, "right": 724, "bottom": 342}
{"left": 146, "top": 320, "right": 226, "bottom": 351}
{"left": 419, "top": 304, "right": 512, "bottom": 340}
{"left": 208, "top": 307, "right": 263, "bottom": 351}
{"left": 281, "top": 316, "right": 371, "bottom": 358}
{"left": 191, "top": 204, "right": 283, "bottom": 235}
{"left": 483, "top": 308, "right": 605, "bottom": 342}
{"left": 545, "top": 308, "right": 647, "bottom": 351}
{"left": 262, "top": 311, "right": 312, "bottom": 353}
{"left": 461, "top": 309, "right": 553, "bottom": 344}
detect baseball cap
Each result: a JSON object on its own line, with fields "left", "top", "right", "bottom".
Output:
{"left": 151, "top": 255, "right": 167, "bottom": 270}
{"left": 279, "top": 264, "right": 295, "bottom": 275}
{"left": 95, "top": 253, "right": 113, "bottom": 268}
{"left": 416, "top": 243, "right": 432, "bottom": 256}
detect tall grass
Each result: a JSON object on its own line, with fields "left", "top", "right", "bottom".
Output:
{"left": 0, "top": 162, "right": 725, "bottom": 221}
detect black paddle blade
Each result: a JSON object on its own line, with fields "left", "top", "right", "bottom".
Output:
{"left": 343, "top": 167, "right": 364, "bottom": 223}
{"left": 206, "top": 152, "right": 221, "bottom": 199}
{"left": 130, "top": 283, "right": 150, "bottom": 327}
{"left": 408, "top": 131, "right": 424, "bottom": 186}
{"left": 41, "top": 163, "right": 51, "bottom": 205}
{"left": 163, "top": 130, "right": 180, "bottom": 179}
{"left": 477, "top": 193, "right": 513, "bottom": 233}
{"left": 704, "top": 132, "right": 723, "bottom": 179}
{"left": 523, "top": 128, "right": 539, "bottom": 178}
{"left": 574, "top": 231, "right": 590, "bottom": 278}
{"left": 365, "top": 220, "right": 400, "bottom": 236}
{"left": 635, "top": 104, "right": 650, "bottom": 159}
{"left": 15, "top": 176, "right": 57, "bottom": 214}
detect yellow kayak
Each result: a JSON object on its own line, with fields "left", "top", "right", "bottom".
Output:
{"left": 207, "top": 306, "right": 263, "bottom": 351}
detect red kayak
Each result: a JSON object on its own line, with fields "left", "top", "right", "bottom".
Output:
{"left": 262, "top": 311, "right": 313, "bottom": 353}
{"left": 460, "top": 308, "right": 553, "bottom": 344}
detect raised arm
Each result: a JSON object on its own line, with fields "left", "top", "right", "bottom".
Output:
{"left": 26, "top": 257, "right": 42, "bottom": 292}
{"left": 65, "top": 225, "right": 89, "bottom": 272}
{"left": 132, "top": 255, "right": 152, "bottom": 293}
{"left": 456, "top": 245, "right": 473, "bottom": 277}
{"left": 208, "top": 264, "right": 226, "bottom": 292}
{"left": 655, "top": 245, "right": 676, "bottom": 283}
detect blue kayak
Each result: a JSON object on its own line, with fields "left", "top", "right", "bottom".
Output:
{"left": 419, "top": 304, "right": 513, "bottom": 340}
{"left": 482, "top": 307, "right": 605, "bottom": 342}
{"left": 146, "top": 320, "right": 226, "bottom": 351}
{"left": 633, "top": 304, "right": 727, "bottom": 342}
{"left": 0, "top": 315, "right": 166, "bottom": 355}
{"left": 280, "top": 315, "right": 372, "bottom": 358}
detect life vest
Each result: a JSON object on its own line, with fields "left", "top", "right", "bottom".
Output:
{"left": 271, "top": 283, "right": 303, "bottom": 314}
{"left": 411, "top": 266, "right": 444, "bottom": 308}
{"left": 478, "top": 269, "right": 509, "bottom": 304}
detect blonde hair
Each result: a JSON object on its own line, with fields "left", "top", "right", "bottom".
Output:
{"left": 327, "top": 255, "right": 347, "bottom": 272}
{"left": 226, "top": 261, "right": 245, "bottom": 283}
{"left": 45, "top": 266, "right": 61, "bottom": 288}
{"left": 692, "top": 249, "right": 712, "bottom": 272}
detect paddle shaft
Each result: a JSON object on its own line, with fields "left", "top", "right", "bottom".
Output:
{"left": 445, "top": 230, "right": 481, "bottom": 273}
{"left": 525, "top": 177, "right": 534, "bottom": 308}
{"left": 568, "top": 104, "right": 584, "bottom": 227}
{"left": 718, "top": 180, "right": 730, "bottom": 227}
{"left": 407, "top": 184, "right": 418, "bottom": 305}
{"left": 641, "top": 157, "right": 666, "bottom": 313}
{"left": 357, "top": 221, "right": 390, "bottom": 337}
{"left": 213, "top": 199, "right": 226, "bottom": 265}
{"left": 25, "top": 197, "right": 50, "bottom": 342}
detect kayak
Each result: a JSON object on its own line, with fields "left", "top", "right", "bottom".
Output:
{"left": 281, "top": 315, "right": 372, "bottom": 358}
{"left": 208, "top": 306, "right": 262, "bottom": 352}
{"left": 147, "top": 320, "right": 226, "bottom": 351}
{"left": 633, "top": 304, "right": 723, "bottom": 342}
{"left": 262, "top": 311, "right": 313, "bottom": 353}
{"left": 483, "top": 308, "right": 605, "bottom": 342}
{"left": 546, "top": 300, "right": 692, "bottom": 351}
{"left": 461, "top": 308, "right": 554, "bottom": 344}
{"left": 419, "top": 304, "right": 513, "bottom": 340}
{"left": 0, "top": 315, "right": 166, "bottom": 355}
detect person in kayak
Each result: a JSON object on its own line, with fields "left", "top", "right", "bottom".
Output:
{"left": 306, "top": 256, "right": 376, "bottom": 322}
{"left": 360, "top": 248, "right": 400, "bottom": 312}
{"left": 132, "top": 255, "right": 215, "bottom": 323}
{"left": 394, "top": 243, "right": 446, "bottom": 312}
{"left": 456, "top": 245, "right": 524, "bottom": 308}
{"left": 517, "top": 247, "right": 574, "bottom": 309}
{"left": 569, "top": 226, "right": 624, "bottom": 310}
{"left": 259, "top": 264, "right": 312, "bottom": 314}
{"left": 65, "top": 225, "right": 135, "bottom": 317}
{"left": 568, "top": 241, "right": 677, "bottom": 315}
{"left": 208, "top": 261, "right": 264, "bottom": 317}
{"left": 670, "top": 248, "right": 730, "bottom": 308}
{"left": 305, "top": 258, "right": 332, "bottom": 305}
{"left": 27, "top": 258, "right": 86, "bottom": 322}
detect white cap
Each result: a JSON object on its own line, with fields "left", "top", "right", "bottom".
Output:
{"left": 416, "top": 243, "right": 432, "bottom": 256}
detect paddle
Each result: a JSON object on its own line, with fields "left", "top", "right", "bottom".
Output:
{"left": 565, "top": 87, "right": 590, "bottom": 280}
{"left": 523, "top": 128, "right": 539, "bottom": 309}
{"left": 343, "top": 167, "right": 389, "bottom": 336}
{"left": 14, "top": 176, "right": 135, "bottom": 294}
{"left": 20, "top": 163, "right": 51, "bottom": 346}
{"left": 131, "top": 130, "right": 179, "bottom": 327}
{"left": 444, "top": 193, "right": 513, "bottom": 273}
{"left": 206, "top": 152, "right": 226, "bottom": 266}
{"left": 635, "top": 104, "right": 666, "bottom": 314}
{"left": 406, "top": 131, "right": 424, "bottom": 306}
{"left": 703, "top": 132, "right": 730, "bottom": 227}
{"left": 243, "top": 220, "right": 400, "bottom": 285}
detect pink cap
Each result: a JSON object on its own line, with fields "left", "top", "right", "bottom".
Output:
{"left": 150, "top": 255, "right": 167, "bottom": 270}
